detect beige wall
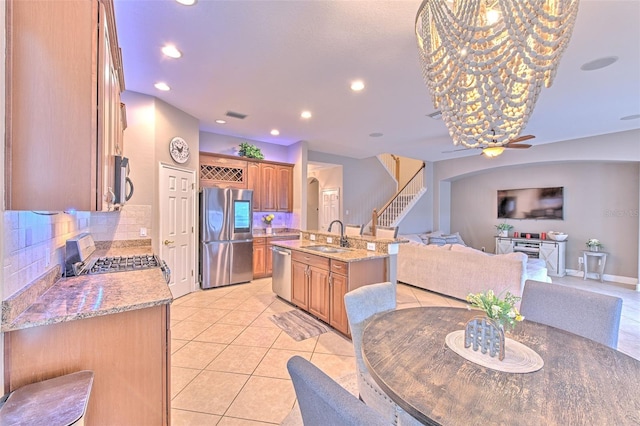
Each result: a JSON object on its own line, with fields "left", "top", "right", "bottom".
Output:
{"left": 431, "top": 130, "right": 640, "bottom": 282}
{"left": 450, "top": 162, "right": 639, "bottom": 279}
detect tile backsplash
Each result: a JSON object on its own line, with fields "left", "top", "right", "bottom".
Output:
{"left": 3, "top": 205, "right": 152, "bottom": 299}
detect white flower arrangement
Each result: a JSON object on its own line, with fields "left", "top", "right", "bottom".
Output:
{"left": 586, "top": 238, "right": 603, "bottom": 248}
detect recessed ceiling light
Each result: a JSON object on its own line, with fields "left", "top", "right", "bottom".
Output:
{"left": 161, "top": 45, "right": 182, "bottom": 59}
{"left": 620, "top": 114, "right": 640, "bottom": 121}
{"left": 580, "top": 56, "right": 618, "bottom": 71}
{"left": 270, "top": 129, "right": 280, "bottom": 136}
{"left": 215, "top": 119, "right": 227, "bottom": 124}
{"left": 175, "top": 0, "right": 197, "bottom": 5}
{"left": 154, "top": 82, "right": 170, "bottom": 91}
{"left": 350, "top": 80, "right": 365, "bottom": 91}
{"left": 369, "top": 132, "right": 384, "bottom": 138}
{"left": 301, "top": 111, "right": 312, "bottom": 119}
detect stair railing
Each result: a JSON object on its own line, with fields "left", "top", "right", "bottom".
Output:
{"left": 371, "top": 162, "right": 425, "bottom": 235}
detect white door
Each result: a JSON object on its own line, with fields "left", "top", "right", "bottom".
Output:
{"left": 321, "top": 188, "right": 340, "bottom": 230}
{"left": 160, "top": 164, "right": 196, "bottom": 299}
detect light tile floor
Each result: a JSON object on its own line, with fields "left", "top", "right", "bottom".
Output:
{"left": 170, "top": 276, "right": 639, "bottom": 425}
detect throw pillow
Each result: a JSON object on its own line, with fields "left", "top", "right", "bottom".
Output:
{"left": 427, "top": 236, "right": 447, "bottom": 246}
{"left": 441, "top": 232, "right": 467, "bottom": 246}
{"left": 419, "top": 230, "right": 442, "bottom": 245}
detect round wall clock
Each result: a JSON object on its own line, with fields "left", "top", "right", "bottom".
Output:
{"left": 169, "top": 136, "right": 190, "bottom": 164}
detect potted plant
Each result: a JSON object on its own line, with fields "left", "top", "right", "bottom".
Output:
{"left": 495, "top": 222, "right": 513, "bottom": 237}
{"left": 586, "top": 238, "right": 603, "bottom": 252}
{"left": 263, "top": 214, "right": 275, "bottom": 234}
{"left": 238, "top": 142, "right": 265, "bottom": 160}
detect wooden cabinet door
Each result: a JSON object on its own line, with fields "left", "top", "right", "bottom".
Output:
{"left": 540, "top": 242, "right": 559, "bottom": 275}
{"left": 253, "top": 239, "right": 266, "bottom": 278}
{"left": 308, "top": 266, "right": 330, "bottom": 323}
{"left": 276, "top": 165, "right": 293, "bottom": 212}
{"left": 265, "top": 243, "right": 274, "bottom": 276}
{"left": 330, "top": 272, "right": 350, "bottom": 336}
{"left": 291, "top": 261, "right": 309, "bottom": 310}
{"left": 260, "top": 163, "right": 278, "bottom": 211}
{"left": 247, "top": 162, "right": 261, "bottom": 210}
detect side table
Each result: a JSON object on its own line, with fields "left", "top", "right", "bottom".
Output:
{"left": 582, "top": 251, "right": 608, "bottom": 282}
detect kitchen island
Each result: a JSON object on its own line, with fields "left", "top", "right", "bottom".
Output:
{"left": 272, "top": 238, "right": 390, "bottom": 336}
{"left": 2, "top": 244, "right": 173, "bottom": 426}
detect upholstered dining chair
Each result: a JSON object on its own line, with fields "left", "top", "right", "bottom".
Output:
{"left": 287, "top": 356, "right": 388, "bottom": 426}
{"left": 345, "top": 224, "right": 364, "bottom": 236}
{"left": 375, "top": 226, "right": 399, "bottom": 239}
{"left": 520, "top": 279, "right": 623, "bottom": 348}
{"left": 343, "top": 282, "right": 422, "bottom": 426}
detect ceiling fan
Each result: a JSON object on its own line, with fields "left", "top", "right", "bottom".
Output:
{"left": 442, "top": 135, "right": 535, "bottom": 157}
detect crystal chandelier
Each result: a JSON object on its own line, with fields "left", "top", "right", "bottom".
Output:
{"left": 415, "top": 0, "right": 580, "bottom": 148}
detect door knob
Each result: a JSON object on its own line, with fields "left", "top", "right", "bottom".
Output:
{"left": 164, "top": 240, "right": 174, "bottom": 245}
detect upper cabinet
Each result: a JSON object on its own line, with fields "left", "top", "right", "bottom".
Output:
{"left": 5, "top": 0, "right": 125, "bottom": 211}
{"left": 200, "top": 153, "right": 294, "bottom": 212}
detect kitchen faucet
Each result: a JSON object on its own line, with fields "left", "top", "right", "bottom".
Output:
{"left": 327, "top": 220, "right": 348, "bottom": 247}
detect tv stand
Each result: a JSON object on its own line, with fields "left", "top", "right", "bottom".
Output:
{"left": 495, "top": 237, "right": 566, "bottom": 277}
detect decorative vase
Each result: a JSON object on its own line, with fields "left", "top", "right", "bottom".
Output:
{"left": 464, "top": 316, "right": 505, "bottom": 360}
{"left": 590, "top": 246, "right": 599, "bottom": 252}
{"left": 266, "top": 225, "right": 273, "bottom": 235}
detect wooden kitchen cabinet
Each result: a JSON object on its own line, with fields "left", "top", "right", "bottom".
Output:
{"left": 329, "top": 260, "right": 350, "bottom": 335}
{"left": 260, "top": 163, "right": 293, "bottom": 212}
{"left": 198, "top": 153, "right": 293, "bottom": 212}
{"left": 5, "top": 0, "right": 125, "bottom": 212}
{"left": 247, "top": 162, "right": 261, "bottom": 210}
{"left": 291, "top": 260, "right": 309, "bottom": 310}
{"left": 253, "top": 237, "right": 267, "bottom": 278}
{"left": 253, "top": 235, "right": 299, "bottom": 279}
{"left": 290, "top": 249, "right": 387, "bottom": 336}
{"left": 4, "top": 305, "right": 170, "bottom": 425}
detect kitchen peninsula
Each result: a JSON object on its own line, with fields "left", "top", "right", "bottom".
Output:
{"left": 2, "top": 243, "right": 172, "bottom": 425}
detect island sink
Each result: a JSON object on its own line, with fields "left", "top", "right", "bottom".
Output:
{"left": 305, "top": 245, "right": 351, "bottom": 254}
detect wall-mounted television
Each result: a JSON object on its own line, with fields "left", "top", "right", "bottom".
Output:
{"left": 497, "top": 187, "right": 564, "bottom": 220}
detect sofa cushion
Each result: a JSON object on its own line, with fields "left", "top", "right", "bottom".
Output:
{"left": 419, "top": 230, "right": 442, "bottom": 244}
{"left": 399, "top": 234, "right": 423, "bottom": 244}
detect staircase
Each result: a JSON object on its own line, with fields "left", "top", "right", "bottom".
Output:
{"left": 368, "top": 156, "right": 426, "bottom": 234}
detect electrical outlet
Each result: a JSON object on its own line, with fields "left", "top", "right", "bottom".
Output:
{"left": 481, "top": 247, "right": 486, "bottom": 252}
{"left": 310, "top": 234, "right": 316, "bottom": 241}
{"left": 140, "top": 227, "right": 147, "bottom": 237}
{"left": 367, "top": 242, "right": 376, "bottom": 251}
{"left": 327, "top": 237, "right": 333, "bottom": 243}
{"left": 578, "top": 257, "right": 584, "bottom": 264}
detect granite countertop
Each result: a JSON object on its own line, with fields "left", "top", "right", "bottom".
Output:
{"left": 271, "top": 240, "right": 389, "bottom": 262}
{"left": 253, "top": 229, "right": 300, "bottom": 238}
{"left": 2, "top": 244, "right": 173, "bottom": 333}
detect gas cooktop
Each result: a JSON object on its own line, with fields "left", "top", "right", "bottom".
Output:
{"left": 65, "top": 233, "right": 170, "bottom": 283}
{"left": 87, "top": 254, "right": 162, "bottom": 275}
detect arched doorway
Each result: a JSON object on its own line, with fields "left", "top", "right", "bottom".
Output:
{"left": 307, "top": 177, "right": 319, "bottom": 230}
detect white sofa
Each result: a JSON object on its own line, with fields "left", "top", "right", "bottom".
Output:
{"left": 397, "top": 241, "right": 551, "bottom": 301}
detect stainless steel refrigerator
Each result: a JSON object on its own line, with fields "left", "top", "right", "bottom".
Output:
{"left": 199, "top": 188, "right": 253, "bottom": 289}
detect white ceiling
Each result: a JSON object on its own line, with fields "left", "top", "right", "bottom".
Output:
{"left": 113, "top": 0, "right": 640, "bottom": 162}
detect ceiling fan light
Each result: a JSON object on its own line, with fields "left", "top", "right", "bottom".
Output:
{"left": 482, "top": 146, "right": 505, "bottom": 158}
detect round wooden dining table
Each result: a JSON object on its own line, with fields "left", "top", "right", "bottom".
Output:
{"left": 362, "top": 307, "right": 640, "bottom": 425}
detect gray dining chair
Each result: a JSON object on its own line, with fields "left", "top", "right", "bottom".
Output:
{"left": 520, "top": 279, "right": 623, "bottom": 348}
{"left": 287, "top": 355, "right": 388, "bottom": 426}
{"left": 344, "top": 282, "right": 422, "bottom": 426}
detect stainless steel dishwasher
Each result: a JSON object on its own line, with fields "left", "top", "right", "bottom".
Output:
{"left": 272, "top": 246, "right": 292, "bottom": 302}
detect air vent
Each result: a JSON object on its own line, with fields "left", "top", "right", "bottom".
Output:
{"left": 226, "top": 111, "right": 248, "bottom": 120}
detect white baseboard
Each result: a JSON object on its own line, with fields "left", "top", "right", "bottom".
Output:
{"left": 565, "top": 269, "right": 639, "bottom": 291}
